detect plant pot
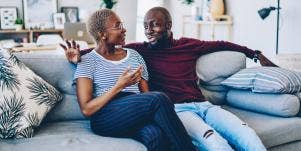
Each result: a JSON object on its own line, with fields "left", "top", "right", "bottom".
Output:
{"left": 15, "top": 24, "right": 23, "bottom": 31}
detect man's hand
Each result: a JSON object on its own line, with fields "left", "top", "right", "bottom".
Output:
{"left": 258, "top": 53, "right": 278, "bottom": 67}
{"left": 59, "top": 40, "right": 81, "bottom": 64}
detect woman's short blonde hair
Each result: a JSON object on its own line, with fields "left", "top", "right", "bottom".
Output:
{"left": 87, "top": 9, "right": 115, "bottom": 43}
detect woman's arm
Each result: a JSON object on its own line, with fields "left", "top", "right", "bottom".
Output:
{"left": 76, "top": 67, "right": 142, "bottom": 117}
{"left": 76, "top": 78, "right": 123, "bottom": 117}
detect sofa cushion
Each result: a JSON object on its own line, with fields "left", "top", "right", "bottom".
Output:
{"left": 0, "top": 49, "right": 63, "bottom": 138}
{"left": 221, "top": 67, "right": 301, "bottom": 93}
{"left": 0, "top": 120, "right": 146, "bottom": 151}
{"left": 196, "top": 51, "right": 246, "bottom": 83}
{"left": 227, "top": 90, "right": 300, "bottom": 117}
{"left": 201, "top": 77, "right": 227, "bottom": 86}
{"left": 294, "top": 92, "right": 301, "bottom": 117}
{"left": 223, "top": 106, "right": 301, "bottom": 148}
{"left": 14, "top": 52, "right": 86, "bottom": 122}
{"left": 44, "top": 94, "right": 86, "bottom": 122}
{"left": 15, "top": 52, "right": 76, "bottom": 95}
{"left": 199, "top": 86, "right": 227, "bottom": 105}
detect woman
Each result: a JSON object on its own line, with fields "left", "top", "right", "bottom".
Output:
{"left": 74, "top": 9, "right": 195, "bottom": 151}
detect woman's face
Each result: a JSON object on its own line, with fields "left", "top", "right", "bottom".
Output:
{"left": 103, "top": 14, "right": 126, "bottom": 46}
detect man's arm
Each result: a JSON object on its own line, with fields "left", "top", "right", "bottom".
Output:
{"left": 194, "top": 40, "right": 278, "bottom": 67}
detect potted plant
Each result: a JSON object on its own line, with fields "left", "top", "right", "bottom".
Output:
{"left": 15, "top": 18, "right": 23, "bottom": 31}
{"left": 181, "top": 0, "right": 194, "bottom": 5}
{"left": 100, "top": 0, "right": 117, "bottom": 9}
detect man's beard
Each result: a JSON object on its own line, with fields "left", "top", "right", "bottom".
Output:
{"left": 147, "top": 31, "right": 170, "bottom": 50}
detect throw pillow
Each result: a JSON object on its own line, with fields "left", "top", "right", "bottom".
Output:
{"left": 227, "top": 90, "right": 300, "bottom": 117}
{"left": 294, "top": 92, "right": 301, "bottom": 117}
{"left": 0, "top": 49, "right": 62, "bottom": 139}
{"left": 196, "top": 51, "right": 246, "bottom": 83}
{"left": 221, "top": 67, "right": 301, "bottom": 93}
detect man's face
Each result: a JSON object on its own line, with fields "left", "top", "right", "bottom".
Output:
{"left": 143, "top": 11, "right": 170, "bottom": 45}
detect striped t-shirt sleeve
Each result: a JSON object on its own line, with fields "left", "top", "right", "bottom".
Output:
{"left": 74, "top": 56, "right": 94, "bottom": 81}
{"left": 136, "top": 51, "right": 149, "bottom": 81}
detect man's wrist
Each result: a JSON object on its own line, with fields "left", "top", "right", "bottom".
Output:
{"left": 253, "top": 50, "right": 262, "bottom": 63}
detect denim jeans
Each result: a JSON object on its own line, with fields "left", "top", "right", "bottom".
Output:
{"left": 91, "top": 92, "right": 195, "bottom": 151}
{"left": 175, "top": 101, "right": 266, "bottom": 151}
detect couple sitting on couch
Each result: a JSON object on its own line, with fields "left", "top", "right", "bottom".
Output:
{"left": 60, "top": 7, "right": 277, "bottom": 151}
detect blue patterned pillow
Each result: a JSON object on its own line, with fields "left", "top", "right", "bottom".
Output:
{"left": 221, "top": 67, "right": 301, "bottom": 93}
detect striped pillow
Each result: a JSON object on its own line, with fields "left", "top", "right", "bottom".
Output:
{"left": 221, "top": 67, "right": 301, "bottom": 93}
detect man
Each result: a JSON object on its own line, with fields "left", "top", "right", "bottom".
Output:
{"left": 61, "top": 7, "right": 276, "bottom": 151}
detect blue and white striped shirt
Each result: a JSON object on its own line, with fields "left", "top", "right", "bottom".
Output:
{"left": 74, "top": 48, "right": 148, "bottom": 97}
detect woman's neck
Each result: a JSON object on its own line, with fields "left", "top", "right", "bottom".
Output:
{"left": 95, "top": 44, "right": 115, "bottom": 56}
{"left": 95, "top": 44, "right": 126, "bottom": 61}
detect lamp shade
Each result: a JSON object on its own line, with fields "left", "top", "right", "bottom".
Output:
{"left": 258, "top": 7, "right": 276, "bottom": 20}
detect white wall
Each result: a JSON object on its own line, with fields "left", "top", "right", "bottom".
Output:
{"left": 115, "top": 0, "right": 137, "bottom": 42}
{"left": 164, "top": 0, "right": 194, "bottom": 38}
{"left": 1, "top": 0, "right": 299, "bottom": 52}
{"left": 165, "top": 0, "right": 301, "bottom": 57}
{"left": 227, "top": 0, "right": 301, "bottom": 56}
{"left": 136, "top": 0, "right": 163, "bottom": 42}
{"left": 0, "top": 0, "right": 137, "bottom": 42}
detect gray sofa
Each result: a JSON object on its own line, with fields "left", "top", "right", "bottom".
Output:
{"left": 1, "top": 50, "right": 301, "bottom": 151}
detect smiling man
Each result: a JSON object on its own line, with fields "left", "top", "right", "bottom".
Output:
{"left": 61, "top": 7, "right": 275, "bottom": 151}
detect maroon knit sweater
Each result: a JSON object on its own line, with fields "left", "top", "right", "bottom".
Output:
{"left": 81, "top": 37, "right": 255, "bottom": 103}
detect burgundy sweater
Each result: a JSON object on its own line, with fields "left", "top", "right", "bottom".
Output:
{"left": 81, "top": 37, "right": 256, "bottom": 103}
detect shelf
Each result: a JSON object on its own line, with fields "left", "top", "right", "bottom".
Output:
{"left": 0, "top": 29, "right": 63, "bottom": 33}
{"left": 0, "top": 29, "right": 63, "bottom": 43}
{"left": 0, "top": 30, "right": 30, "bottom": 33}
{"left": 182, "top": 15, "right": 233, "bottom": 41}
{"left": 183, "top": 20, "right": 233, "bottom": 25}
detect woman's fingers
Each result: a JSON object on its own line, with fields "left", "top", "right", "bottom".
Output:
{"left": 76, "top": 44, "right": 80, "bottom": 50}
{"left": 65, "top": 40, "right": 71, "bottom": 48}
{"left": 59, "top": 43, "right": 67, "bottom": 51}
{"left": 122, "top": 66, "right": 131, "bottom": 76}
{"left": 72, "top": 40, "right": 77, "bottom": 49}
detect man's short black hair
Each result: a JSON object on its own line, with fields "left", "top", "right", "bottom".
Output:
{"left": 147, "top": 7, "right": 172, "bottom": 23}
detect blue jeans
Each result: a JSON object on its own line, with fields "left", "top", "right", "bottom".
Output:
{"left": 175, "top": 101, "right": 266, "bottom": 151}
{"left": 91, "top": 92, "right": 195, "bottom": 151}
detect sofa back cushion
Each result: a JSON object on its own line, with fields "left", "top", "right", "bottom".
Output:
{"left": 15, "top": 51, "right": 86, "bottom": 122}
{"left": 196, "top": 51, "right": 246, "bottom": 104}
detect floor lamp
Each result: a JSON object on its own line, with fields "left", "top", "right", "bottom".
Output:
{"left": 258, "top": 0, "right": 280, "bottom": 54}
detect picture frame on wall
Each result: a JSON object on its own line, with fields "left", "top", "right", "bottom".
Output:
{"left": 0, "top": 7, "right": 18, "bottom": 29}
{"left": 53, "top": 13, "right": 65, "bottom": 29}
{"left": 23, "top": 0, "right": 58, "bottom": 29}
{"left": 61, "top": 7, "right": 79, "bottom": 23}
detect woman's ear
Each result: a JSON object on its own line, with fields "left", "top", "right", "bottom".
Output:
{"left": 98, "top": 32, "right": 107, "bottom": 40}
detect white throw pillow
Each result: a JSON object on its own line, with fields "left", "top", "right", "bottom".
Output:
{"left": 0, "top": 49, "right": 62, "bottom": 139}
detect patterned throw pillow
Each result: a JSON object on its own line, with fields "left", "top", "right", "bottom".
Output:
{"left": 0, "top": 49, "right": 62, "bottom": 139}
{"left": 221, "top": 67, "right": 301, "bottom": 94}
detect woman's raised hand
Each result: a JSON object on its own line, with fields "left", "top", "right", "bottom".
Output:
{"left": 60, "top": 40, "right": 81, "bottom": 63}
{"left": 115, "top": 66, "right": 143, "bottom": 89}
